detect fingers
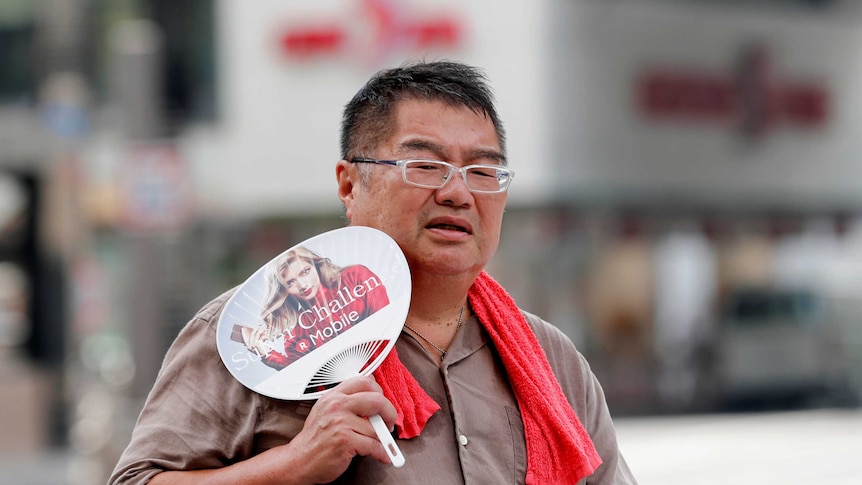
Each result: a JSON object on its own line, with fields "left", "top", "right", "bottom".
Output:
{"left": 352, "top": 425, "right": 398, "bottom": 465}
{"left": 242, "top": 326, "right": 260, "bottom": 349}
{"left": 291, "top": 376, "right": 396, "bottom": 476}
{"left": 282, "top": 419, "right": 394, "bottom": 483}
{"left": 333, "top": 374, "right": 383, "bottom": 395}
{"left": 248, "top": 327, "right": 270, "bottom": 355}
{"left": 240, "top": 326, "right": 253, "bottom": 348}
{"left": 328, "top": 376, "right": 398, "bottom": 429}
{"left": 302, "top": 375, "right": 399, "bottom": 464}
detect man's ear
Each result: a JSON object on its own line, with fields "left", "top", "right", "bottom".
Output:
{"left": 336, "top": 160, "right": 357, "bottom": 217}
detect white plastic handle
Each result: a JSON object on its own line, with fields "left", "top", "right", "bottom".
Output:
{"left": 368, "top": 413, "right": 405, "bottom": 467}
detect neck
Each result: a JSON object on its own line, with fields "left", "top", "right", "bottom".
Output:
{"left": 407, "top": 271, "right": 476, "bottom": 327}
{"left": 402, "top": 271, "right": 475, "bottom": 362}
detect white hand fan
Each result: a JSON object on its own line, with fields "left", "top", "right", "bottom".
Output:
{"left": 216, "top": 226, "right": 410, "bottom": 467}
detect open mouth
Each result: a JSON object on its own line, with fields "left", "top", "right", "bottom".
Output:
{"left": 427, "top": 223, "right": 470, "bottom": 233}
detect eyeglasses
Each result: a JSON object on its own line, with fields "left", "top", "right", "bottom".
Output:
{"left": 349, "top": 158, "right": 514, "bottom": 194}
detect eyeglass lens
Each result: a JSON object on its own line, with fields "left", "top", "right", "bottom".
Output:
{"left": 403, "top": 160, "right": 509, "bottom": 192}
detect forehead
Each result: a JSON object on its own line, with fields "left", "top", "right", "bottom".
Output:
{"left": 386, "top": 99, "right": 502, "bottom": 156}
{"left": 279, "top": 258, "right": 310, "bottom": 277}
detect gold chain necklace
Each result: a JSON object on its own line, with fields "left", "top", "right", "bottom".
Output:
{"left": 403, "top": 303, "right": 466, "bottom": 358}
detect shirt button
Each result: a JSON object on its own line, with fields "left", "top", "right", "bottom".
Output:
{"left": 459, "top": 434, "right": 469, "bottom": 446}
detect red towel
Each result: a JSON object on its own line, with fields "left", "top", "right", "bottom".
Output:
{"left": 374, "top": 271, "right": 603, "bottom": 484}
{"left": 374, "top": 346, "right": 441, "bottom": 438}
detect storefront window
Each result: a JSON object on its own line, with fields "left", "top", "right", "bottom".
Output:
{"left": 0, "top": 173, "right": 30, "bottom": 348}
{"left": 0, "top": 0, "right": 35, "bottom": 104}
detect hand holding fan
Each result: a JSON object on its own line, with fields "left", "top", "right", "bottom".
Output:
{"left": 216, "top": 226, "right": 411, "bottom": 467}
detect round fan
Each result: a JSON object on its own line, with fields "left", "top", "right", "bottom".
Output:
{"left": 216, "top": 226, "right": 411, "bottom": 466}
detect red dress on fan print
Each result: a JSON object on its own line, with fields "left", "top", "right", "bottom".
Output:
{"left": 260, "top": 265, "right": 390, "bottom": 370}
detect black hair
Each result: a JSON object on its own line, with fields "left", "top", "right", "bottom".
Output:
{"left": 340, "top": 60, "right": 507, "bottom": 161}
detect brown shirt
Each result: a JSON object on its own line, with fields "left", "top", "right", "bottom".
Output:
{"left": 109, "top": 289, "right": 636, "bottom": 484}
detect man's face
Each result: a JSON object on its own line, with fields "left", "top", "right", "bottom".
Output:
{"left": 337, "top": 98, "right": 508, "bottom": 279}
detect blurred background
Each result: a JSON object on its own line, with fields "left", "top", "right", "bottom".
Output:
{"left": 1, "top": 0, "right": 861, "bottom": 483}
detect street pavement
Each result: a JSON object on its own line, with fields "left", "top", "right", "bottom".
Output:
{"left": 0, "top": 449, "right": 73, "bottom": 485}
{"left": 2, "top": 408, "right": 860, "bottom": 484}
{"left": 615, "top": 408, "right": 862, "bottom": 485}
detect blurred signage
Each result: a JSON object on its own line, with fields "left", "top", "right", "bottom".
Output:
{"left": 70, "top": 257, "right": 108, "bottom": 335}
{"left": 40, "top": 72, "right": 91, "bottom": 140}
{"left": 278, "top": 0, "right": 464, "bottom": 60}
{"left": 120, "top": 143, "right": 193, "bottom": 232}
{"left": 636, "top": 43, "right": 829, "bottom": 138}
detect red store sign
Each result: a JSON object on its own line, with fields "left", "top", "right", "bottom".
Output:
{"left": 636, "top": 44, "right": 829, "bottom": 138}
{"left": 277, "top": 0, "right": 464, "bottom": 60}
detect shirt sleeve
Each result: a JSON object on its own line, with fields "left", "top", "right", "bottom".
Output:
{"left": 108, "top": 290, "right": 263, "bottom": 485}
{"left": 522, "top": 311, "right": 639, "bottom": 485}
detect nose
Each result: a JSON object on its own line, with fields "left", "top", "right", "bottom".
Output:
{"left": 434, "top": 167, "right": 473, "bottom": 206}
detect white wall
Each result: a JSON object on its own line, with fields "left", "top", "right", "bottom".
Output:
{"left": 550, "top": 0, "right": 862, "bottom": 210}
{"left": 197, "top": 0, "right": 862, "bottom": 218}
{"left": 205, "top": 0, "right": 551, "bottom": 218}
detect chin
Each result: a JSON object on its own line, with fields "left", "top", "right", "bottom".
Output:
{"left": 421, "top": 256, "right": 485, "bottom": 277}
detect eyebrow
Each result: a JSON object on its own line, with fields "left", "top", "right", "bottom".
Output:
{"left": 398, "top": 139, "right": 506, "bottom": 164}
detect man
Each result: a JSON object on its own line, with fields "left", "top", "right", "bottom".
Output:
{"left": 110, "top": 61, "right": 636, "bottom": 484}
